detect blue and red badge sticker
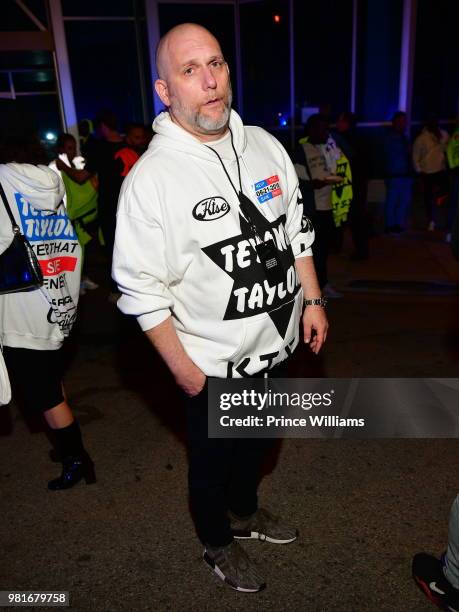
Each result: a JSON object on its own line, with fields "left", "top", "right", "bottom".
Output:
{"left": 254, "top": 175, "right": 282, "bottom": 204}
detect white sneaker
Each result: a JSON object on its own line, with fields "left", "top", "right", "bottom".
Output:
{"left": 323, "top": 283, "right": 343, "bottom": 299}
{"left": 81, "top": 277, "right": 99, "bottom": 291}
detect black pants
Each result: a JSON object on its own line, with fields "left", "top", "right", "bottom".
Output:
{"left": 311, "top": 209, "right": 335, "bottom": 289}
{"left": 422, "top": 171, "right": 449, "bottom": 223}
{"left": 184, "top": 360, "right": 289, "bottom": 547}
{"left": 349, "top": 181, "right": 370, "bottom": 258}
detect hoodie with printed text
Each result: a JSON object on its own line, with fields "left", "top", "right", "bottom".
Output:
{"left": 113, "top": 111, "right": 315, "bottom": 378}
{"left": 0, "top": 163, "right": 81, "bottom": 350}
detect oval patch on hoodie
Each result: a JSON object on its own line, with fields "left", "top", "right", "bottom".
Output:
{"left": 193, "top": 196, "right": 230, "bottom": 221}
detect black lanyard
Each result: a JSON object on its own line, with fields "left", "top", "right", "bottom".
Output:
{"left": 205, "top": 129, "right": 263, "bottom": 243}
{"left": 207, "top": 130, "right": 287, "bottom": 287}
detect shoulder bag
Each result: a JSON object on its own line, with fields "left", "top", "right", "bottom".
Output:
{"left": 0, "top": 182, "right": 43, "bottom": 294}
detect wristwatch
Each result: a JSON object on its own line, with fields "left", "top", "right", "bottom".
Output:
{"left": 304, "top": 297, "right": 328, "bottom": 307}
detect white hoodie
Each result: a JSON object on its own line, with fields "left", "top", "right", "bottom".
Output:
{"left": 412, "top": 128, "right": 449, "bottom": 174}
{"left": 113, "top": 111, "right": 314, "bottom": 378}
{"left": 0, "top": 163, "right": 81, "bottom": 350}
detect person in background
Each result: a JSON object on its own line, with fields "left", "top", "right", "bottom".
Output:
{"left": 103, "top": 123, "right": 148, "bottom": 304}
{"left": 446, "top": 119, "right": 459, "bottom": 243}
{"left": 296, "top": 114, "right": 343, "bottom": 298}
{"left": 413, "top": 496, "right": 459, "bottom": 611}
{"left": 78, "top": 118, "right": 96, "bottom": 159}
{"left": 0, "top": 105, "right": 96, "bottom": 490}
{"left": 84, "top": 110, "right": 124, "bottom": 302}
{"left": 333, "top": 111, "right": 370, "bottom": 259}
{"left": 49, "top": 133, "right": 99, "bottom": 295}
{"left": 451, "top": 175, "right": 459, "bottom": 260}
{"left": 113, "top": 123, "right": 147, "bottom": 179}
{"left": 382, "top": 111, "right": 413, "bottom": 234}
{"left": 319, "top": 102, "right": 333, "bottom": 122}
{"left": 413, "top": 116, "right": 449, "bottom": 231}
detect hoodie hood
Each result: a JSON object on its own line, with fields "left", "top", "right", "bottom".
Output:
{"left": 151, "top": 109, "right": 247, "bottom": 162}
{"left": 0, "top": 163, "right": 64, "bottom": 212}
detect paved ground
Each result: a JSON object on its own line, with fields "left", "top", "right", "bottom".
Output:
{"left": 1, "top": 220, "right": 459, "bottom": 612}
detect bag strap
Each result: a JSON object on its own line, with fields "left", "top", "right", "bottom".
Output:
{"left": 0, "top": 182, "right": 21, "bottom": 235}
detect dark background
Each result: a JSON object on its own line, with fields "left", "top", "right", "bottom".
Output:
{"left": 1, "top": 0, "right": 458, "bottom": 165}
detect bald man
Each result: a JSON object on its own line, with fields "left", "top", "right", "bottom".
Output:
{"left": 113, "top": 23, "right": 327, "bottom": 593}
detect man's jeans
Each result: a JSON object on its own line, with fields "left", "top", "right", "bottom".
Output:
{"left": 385, "top": 177, "right": 412, "bottom": 228}
{"left": 183, "top": 360, "right": 289, "bottom": 547}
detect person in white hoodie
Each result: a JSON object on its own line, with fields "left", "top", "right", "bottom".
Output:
{"left": 113, "top": 23, "right": 328, "bottom": 592}
{"left": 0, "top": 108, "right": 95, "bottom": 490}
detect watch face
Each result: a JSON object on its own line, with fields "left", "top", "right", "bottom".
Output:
{"left": 305, "top": 298, "right": 326, "bottom": 306}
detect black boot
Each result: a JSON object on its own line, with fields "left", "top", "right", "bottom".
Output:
{"left": 48, "top": 452, "right": 96, "bottom": 490}
{"left": 48, "top": 421, "right": 96, "bottom": 490}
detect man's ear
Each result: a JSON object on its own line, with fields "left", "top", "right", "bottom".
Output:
{"left": 155, "top": 79, "right": 170, "bottom": 107}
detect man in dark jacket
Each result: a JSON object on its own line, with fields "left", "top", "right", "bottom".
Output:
{"left": 383, "top": 111, "right": 412, "bottom": 233}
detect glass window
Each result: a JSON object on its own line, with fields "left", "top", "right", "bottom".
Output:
{"left": 0, "top": 51, "right": 53, "bottom": 72}
{"left": 139, "top": 18, "right": 154, "bottom": 122}
{"left": 28, "top": 95, "right": 62, "bottom": 147}
{"left": 412, "top": 0, "right": 459, "bottom": 122}
{"left": 65, "top": 20, "right": 144, "bottom": 127}
{"left": 240, "top": 1, "right": 289, "bottom": 129}
{"left": 0, "top": 48, "right": 59, "bottom": 149}
{"left": 294, "top": 0, "right": 353, "bottom": 121}
{"left": 62, "top": 0, "right": 134, "bottom": 18}
{"left": 0, "top": 73, "right": 10, "bottom": 92}
{"left": 356, "top": 0, "right": 403, "bottom": 122}
{"left": 0, "top": 95, "right": 62, "bottom": 160}
{"left": 13, "top": 69, "right": 56, "bottom": 94}
{"left": 2, "top": 0, "right": 48, "bottom": 31}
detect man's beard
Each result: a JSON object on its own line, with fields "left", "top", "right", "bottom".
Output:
{"left": 172, "top": 83, "right": 232, "bottom": 135}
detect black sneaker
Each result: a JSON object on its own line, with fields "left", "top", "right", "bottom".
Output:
{"left": 203, "top": 540, "right": 266, "bottom": 593}
{"left": 412, "top": 552, "right": 459, "bottom": 611}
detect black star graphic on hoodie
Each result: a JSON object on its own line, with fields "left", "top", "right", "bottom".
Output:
{"left": 201, "top": 202, "right": 300, "bottom": 340}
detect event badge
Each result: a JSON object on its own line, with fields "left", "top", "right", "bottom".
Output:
{"left": 237, "top": 191, "right": 285, "bottom": 287}
{"left": 255, "top": 239, "right": 285, "bottom": 286}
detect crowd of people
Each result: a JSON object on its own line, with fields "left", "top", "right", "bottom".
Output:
{"left": 294, "top": 109, "right": 459, "bottom": 298}
{"left": 0, "top": 20, "right": 459, "bottom": 608}
{"left": 50, "top": 114, "right": 153, "bottom": 300}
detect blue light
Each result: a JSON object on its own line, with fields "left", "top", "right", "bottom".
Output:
{"left": 281, "top": 119, "right": 287, "bottom": 127}
{"left": 45, "top": 132, "right": 56, "bottom": 141}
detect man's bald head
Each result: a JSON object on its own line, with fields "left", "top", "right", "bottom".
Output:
{"left": 154, "top": 22, "right": 232, "bottom": 142}
{"left": 156, "top": 23, "right": 221, "bottom": 81}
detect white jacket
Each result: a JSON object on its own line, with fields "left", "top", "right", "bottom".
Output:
{"left": 0, "top": 163, "right": 81, "bottom": 350}
{"left": 113, "top": 111, "right": 314, "bottom": 378}
{"left": 412, "top": 128, "right": 449, "bottom": 174}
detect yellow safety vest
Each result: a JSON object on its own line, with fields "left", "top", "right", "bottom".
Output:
{"left": 331, "top": 154, "right": 352, "bottom": 227}
{"left": 298, "top": 136, "right": 353, "bottom": 227}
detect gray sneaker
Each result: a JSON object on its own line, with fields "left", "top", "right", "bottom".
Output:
{"left": 229, "top": 507, "right": 298, "bottom": 544}
{"left": 203, "top": 540, "right": 266, "bottom": 593}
